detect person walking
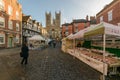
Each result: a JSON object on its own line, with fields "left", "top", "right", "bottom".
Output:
{"left": 53, "top": 41, "right": 56, "bottom": 48}
{"left": 21, "top": 43, "right": 29, "bottom": 65}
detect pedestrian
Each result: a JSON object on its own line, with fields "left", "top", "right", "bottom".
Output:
{"left": 21, "top": 43, "right": 29, "bottom": 65}
{"left": 30, "top": 43, "right": 34, "bottom": 49}
{"left": 53, "top": 41, "right": 56, "bottom": 48}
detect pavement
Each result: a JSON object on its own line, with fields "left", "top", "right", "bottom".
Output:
{"left": 0, "top": 45, "right": 119, "bottom": 80}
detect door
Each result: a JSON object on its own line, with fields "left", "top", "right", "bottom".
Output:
{"left": 8, "top": 37, "right": 13, "bottom": 47}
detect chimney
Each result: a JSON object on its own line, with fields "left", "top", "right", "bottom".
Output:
{"left": 86, "top": 15, "right": 89, "bottom": 21}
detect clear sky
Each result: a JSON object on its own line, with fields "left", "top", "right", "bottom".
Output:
{"left": 18, "top": 0, "right": 113, "bottom": 27}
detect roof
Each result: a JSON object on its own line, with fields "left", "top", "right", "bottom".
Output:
{"left": 90, "top": 20, "right": 97, "bottom": 24}
{"left": 73, "top": 19, "right": 88, "bottom": 23}
{"left": 62, "top": 23, "right": 72, "bottom": 26}
{"left": 32, "top": 20, "right": 36, "bottom": 23}
{"left": 96, "top": 0, "right": 118, "bottom": 16}
{"left": 22, "top": 15, "right": 31, "bottom": 21}
{"left": 37, "top": 22, "right": 40, "bottom": 25}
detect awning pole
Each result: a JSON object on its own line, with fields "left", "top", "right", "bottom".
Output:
{"left": 74, "top": 39, "right": 75, "bottom": 54}
{"left": 103, "top": 34, "right": 106, "bottom": 80}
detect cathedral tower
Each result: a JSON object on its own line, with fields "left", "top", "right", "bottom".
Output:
{"left": 45, "top": 11, "right": 61, "bottom": 39}
{"left": 55, "top": 11, "right": 61, "bottom": 27}
{"left": 46, "top": 12, "right": 51, "bottom": 27}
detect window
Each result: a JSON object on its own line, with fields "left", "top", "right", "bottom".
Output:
{"left": 75, "top": 27, "right": 78, "bottom": 32}
{"left": 75, "top": 29, "right": 78, "bottom": 32}
{"left": 118, "top": 23, "right": 120, "bottom": 26}
{"left": 66, "top": 26, "right": 68, "bottom": 30}
{"left": 84, "top": 23, "right": 87, "bottom": 28}
{"left": 16, "top": 35, "right": 19, "bottom": 43}
{"left": 108, "top": 10, "right": 112, "bottom": 21}
{"left": 16, "top": 11, "right": 19, "bottom": 19}
{"left": 74, "top": 23, "right": 78, "bottom": 32}
{"left": 26, "top": 30, "right": 28, "bottom": 33}
{"left": 74, "top": 23, "right": 78, "bottom": 27}
{"left": 0, "top": 34, "right": 5, "bottom": 44}
{"left": 100, "top": 16, "right": 103, "bottom": 22}
{"left": 0, "top": 0, "right": 4, "bottom": 11}
{"left": 16, "top": 23, "right": 19, "bottom": 31}
{"left": 65, "top": 32, "right": 69, "bottom": 36}
{"left": 0, "top": 17, "right": 5, "bottom": 28}
{"left": 8, "top": 5, "right": 12, "bottom": 15}
{"left": 34, "top": 24, "right": 37, "bottom": 30}
{"left": 8, "top": 20, "right": 13, "bottom": 29}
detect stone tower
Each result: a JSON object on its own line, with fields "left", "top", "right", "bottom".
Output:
{"left": 46, "top": 12, "right": 51, "bottom": 27}
{"left": 45, "top": 11, "right": 61, "bottom": 40}
{"left": 55, "top": 11, "right": 61, "bottom": 27}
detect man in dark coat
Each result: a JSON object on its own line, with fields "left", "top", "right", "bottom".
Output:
{"left": 21, "top": 43, "right": 29, "bottom": 65}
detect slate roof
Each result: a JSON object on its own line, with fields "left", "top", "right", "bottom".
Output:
{"left": 72, "top": 19, "right": 88, "bottom": 23}
{"left": 62, "top": 23, "right": 72, "bottom": 26}
{"left": 22, "top": 15, "right": 31, "bottom": 21}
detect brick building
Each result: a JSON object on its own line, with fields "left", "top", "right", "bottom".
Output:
{"left": 96, "top": 0, "right": 120, "bottom": 25}
{"left": 0, "top": 0, "right": 22, "bottom": 48}
{"left": 72, "top": 19, "right": 90, "bottom": 34}
{"left": 61, "top": 16, "right": 94, "bottom": 38}
{"left": 62, "top": 23, "right": 73, "bottom": 38}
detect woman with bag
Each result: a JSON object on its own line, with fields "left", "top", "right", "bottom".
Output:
{"left": 21, "top": 43, "right": 29, "bottom": 65}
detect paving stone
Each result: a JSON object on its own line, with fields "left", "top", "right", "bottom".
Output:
{"left": 0, "top": 46, "right": 120, "bottom": 80}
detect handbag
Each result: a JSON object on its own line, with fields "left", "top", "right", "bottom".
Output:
{"left": 20, "top": 52, "right": 23, "bottom": 57}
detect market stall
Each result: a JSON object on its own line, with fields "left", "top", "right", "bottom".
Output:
{"left": 61, "top": 38, "right": 67, "bottom": 52}
{"left": 28, "top": 35, "right": 45, "bottom": 49}
{"left": 84, "top": 22, "right": 120, "bottom": 80}
{"left": 61, "top": 34, "right": 74, "bottom": 53}
{"left": 66, "top": 22, "right": 120, "bottom": 79}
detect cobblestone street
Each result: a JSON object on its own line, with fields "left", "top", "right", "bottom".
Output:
{"left": 0, "top": 46, "right": 102, "bottom": 80}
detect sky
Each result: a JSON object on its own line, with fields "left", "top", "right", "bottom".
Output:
{"left": 18, "top": 0, "right": 113, "bottom": 27}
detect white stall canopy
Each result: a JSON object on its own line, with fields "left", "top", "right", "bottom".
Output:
{"left": 29, "top": 35, "right": 45, "bottom": 41}
{"left": 84, "top": 22, "right": 120, "bottom": 37}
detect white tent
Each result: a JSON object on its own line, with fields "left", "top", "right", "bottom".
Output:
{"left": 29, "top": 35, "right": 45, "bottom": 41}
{"left": 84, "top": 22, "right": 120, "bottom": 37}
{"left": 28, "top": 35, "right": 45, "bottom": 50}
{"left": 71, "top": 25, "right": 95, "bottom": 39}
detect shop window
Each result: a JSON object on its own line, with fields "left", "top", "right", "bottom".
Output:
{"left": 0, "top": 34, "right": 5, "bottom": 44}
{"left": 0, "top": 17, "right": 5, "bottom": 28}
